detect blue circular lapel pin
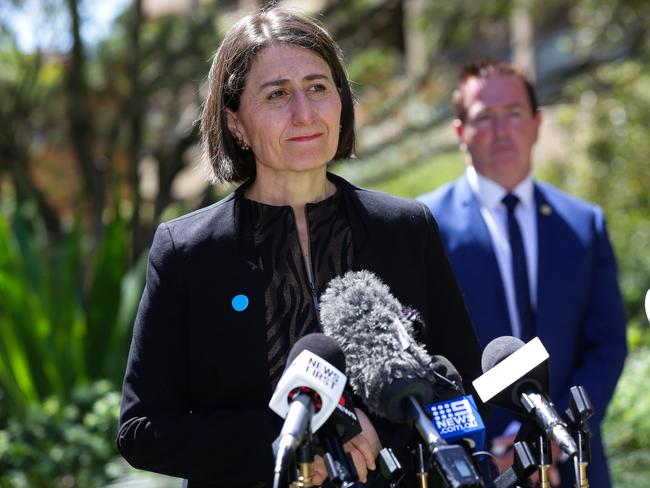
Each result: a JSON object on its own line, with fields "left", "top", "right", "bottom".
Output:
{"left": 231, "top": 294, "right": 249, "bottom": 312}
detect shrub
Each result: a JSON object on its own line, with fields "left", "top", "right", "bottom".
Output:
{"left": 0, "top": 380, "right": 128, "bottom": 488}
{"left": 603, "top": 348, "right": 650, "bottom": 487}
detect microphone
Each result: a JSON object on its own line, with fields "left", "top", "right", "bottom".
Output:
{"left": 269, "top": 333, "right": 347, "bottom": 478}
{"left": 428, "top": 395, "right": 491, "bottom": 487}
{"left": 320, "top": 270, "right": 483, "bottom": 488}
{"left": 564, "top": 385, "right": 594, "bottom": 488}
{"left": 317, "top": 389, "right": 365, "bottom": 488}
{"left": 472, "top": 336, "right": 578, "bottom": 458}
{"left": 428, "top": 395, "right": 486, "bottom": 455}
{"left": 324, "top": 389, "right": 363, "bottom": 444}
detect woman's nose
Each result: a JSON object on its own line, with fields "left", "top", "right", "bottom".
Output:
{"left": 291, "top": 92, "right": 316, "bottom": 125}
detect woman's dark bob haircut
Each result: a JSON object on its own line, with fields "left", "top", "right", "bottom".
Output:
{"left": 200, "top": 7, "right": 356, "bottom": 183}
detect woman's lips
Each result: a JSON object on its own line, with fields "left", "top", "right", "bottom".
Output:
{"left": 287, "top": 133, "right": 322, "bottom": 142}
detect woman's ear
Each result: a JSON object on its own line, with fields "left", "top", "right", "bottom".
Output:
{"left": 225, "top": 108, "right": 245, "bottom": 146}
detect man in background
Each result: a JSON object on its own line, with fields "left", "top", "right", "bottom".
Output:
{"left": 418, "top": 59, "right": 627, "bottom": 487}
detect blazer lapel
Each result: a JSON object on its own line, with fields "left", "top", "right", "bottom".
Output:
{"left": 230, "top": 180, "right": 262, "bottom": 272}
{"left": 458, "top": 178, "right": 499, "bottom": 266}
{"left": 455, "top": 177, "right": 512, "bottom": 342}
{"left": 534, "top": 185, "right": 561, "bottom": 341}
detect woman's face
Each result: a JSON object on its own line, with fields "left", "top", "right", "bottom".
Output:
{"left": 226, "top": 44, "right": 342, "bottom": 176}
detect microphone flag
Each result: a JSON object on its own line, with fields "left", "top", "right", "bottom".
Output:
{"left": 428, "top": 395, "right": 485, "bottom": 452}
{"left": 473, "top": 336, "right": 578, "bottom": 458}
{"left": 269, "top": 349, "right": 346, "bottom": 433}
{"left": 472, "top": 337, "right": 549, "bottom": 411}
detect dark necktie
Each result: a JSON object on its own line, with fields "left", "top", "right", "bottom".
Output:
{"left": 502, "top": 193, "right": 536, "bottom": 342}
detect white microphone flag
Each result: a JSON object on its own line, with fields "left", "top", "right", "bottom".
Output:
{"left": 472, "top": 337, "right": 549, "bottom": 403}
{"left": 269, "top": 350, "right": 346, "bottom": 433}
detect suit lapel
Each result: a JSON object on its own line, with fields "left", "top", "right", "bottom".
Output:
{"left": 534, "top": 185, "right": 558, "bottom": 341}
{"left": 454, "top": 178, "right": 512, "bottom": 342}
{"left": 458, "top": 178, "right": 498, "bottom": 264}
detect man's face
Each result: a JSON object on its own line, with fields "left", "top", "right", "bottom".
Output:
{"left": 455, "top": 74, "right": 541, "bottom": 190}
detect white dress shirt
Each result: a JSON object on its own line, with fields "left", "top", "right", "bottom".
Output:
{"left": 465, "top": 165, "right": 538, "bottom": 339}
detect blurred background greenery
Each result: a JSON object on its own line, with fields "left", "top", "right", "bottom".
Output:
{"left": 0, "top": 0, "right": 649, "bottom": 486}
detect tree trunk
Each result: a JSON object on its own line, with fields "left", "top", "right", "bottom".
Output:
{"left": 66, "top": 0, "right": 105, "bottom": 245}
{"left": 510, "top": 0, "right": 536, "bottom": 79}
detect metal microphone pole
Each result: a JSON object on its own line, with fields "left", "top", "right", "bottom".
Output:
{"left": 532, "top": 431, "right": 553, "bottom": 488}
{"left": 571, "top": 425, "right": 591, "bottom": 488}
{"left": 291, "top": 438, "right": 315, "bottom": 488}
{"left": 414, "top": 443, "right": 428, "bottom": 488}
{"left": 404, "top": 396, "right": 483, "bottom": 487}
{"left": 564, "top": 386, "right": 594, "bottom": 488}
{"left": 511, "top": 420, "right": 554, "bottom": 488}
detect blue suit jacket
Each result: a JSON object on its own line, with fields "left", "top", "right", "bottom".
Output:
{"left": 419, "top": 175, "right": 627, "bottom": 488}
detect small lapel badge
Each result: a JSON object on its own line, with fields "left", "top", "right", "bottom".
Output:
{"left": 540, "top": 204, "right": 553, "bottom": 216}
{"left": 231, "top": 294, "right": 249, "bottom": 312}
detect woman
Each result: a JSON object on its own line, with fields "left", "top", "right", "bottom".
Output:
{"left": 117, "top": 7, "right": 482, "bottom": 488}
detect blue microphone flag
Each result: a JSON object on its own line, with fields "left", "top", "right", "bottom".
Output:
{"left": 428, "top": 395, "right": 485, "bottom": 452}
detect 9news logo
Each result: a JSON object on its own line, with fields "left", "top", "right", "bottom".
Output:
{"left": 430, "top": 397, "right": 479, "bottom": 434}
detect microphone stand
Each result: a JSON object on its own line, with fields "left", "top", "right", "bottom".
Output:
{"left": 511, "top": 419, "right": 555, "bottom": 488}
{"left": 572, "top": 429, "right": 591, "bottom": 488}
{"left": 404, "top": 397, "right": 483, "bottom": 487}
{"left": 319, "top": 426, "right": 363, "bottom": 488}
{"left": 493, "top": 441, "right": 537, "bottom": 488}
{"left": 564, "top": 386, "right": 594, "bottom": 488}
{"left": 292, "top": 439, "right": 315, "bottom": 488}
{"left": 414, "top": 443, "right": 428, "bottom": 488}
{"left": 530, "top": 429, "right": 553, "bottom": 488}
{"left": 378, "top": 447, "right": 405, "bottom": 488}
{"left": 274, "top": 393, "right": 316, "bottom": 488}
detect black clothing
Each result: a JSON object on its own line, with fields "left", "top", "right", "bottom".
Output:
{"left": 243, "top": 190, "right": 354, "bottom": 387}
{"left": 117, "top": 174, "right": 482, "bottom": 487}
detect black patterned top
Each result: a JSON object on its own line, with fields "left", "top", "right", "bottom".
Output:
{"left": 242, "top": 189, "right": 354, "bottom": 387}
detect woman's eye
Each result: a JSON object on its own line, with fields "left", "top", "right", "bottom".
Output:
{"left": 267, "top": 90, "right": 287, "bottom": 100}
{"left": 309, "top": 83, "right": 327, "bottom": 92}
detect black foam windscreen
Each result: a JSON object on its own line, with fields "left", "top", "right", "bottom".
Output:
{"left": 286, "top": 332, "right": 346, "bottom": 374}
{"left": 481, "top": 336, "right": 525, "bottom": 373}
{"left": 378, "top": 378, "right": 435, "bottom": 423}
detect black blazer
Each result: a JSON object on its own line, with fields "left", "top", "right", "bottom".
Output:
{"left": 117, "top": 174, "right": 482, "bottom": 487}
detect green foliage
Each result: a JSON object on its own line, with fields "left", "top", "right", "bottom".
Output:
{"left": 85, "top": 211, "right": 129, "bottom": 379}
{"left": 603, "top": 348, "right": 650, "bottom": 487}
{"left": 0, "top": 380, "right": 127, "bottom": 488}
{"left": 0, "top": 202, "right": 145, "bottom": 415}
{"left": 348, "top": 47, "right": 399, "bottom": 89}
{"left": 366, "top": 151, "right": 464, "bottom": 198}
{"left": 0, "top": 205, "right": 70, "bottom": 410}
{"left": 421, "top": 0, "right": 510, "bottom": 50}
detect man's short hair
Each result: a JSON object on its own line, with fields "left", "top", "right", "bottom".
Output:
{"left": 452, "top": 59, "right": 539, "bottom": 121}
